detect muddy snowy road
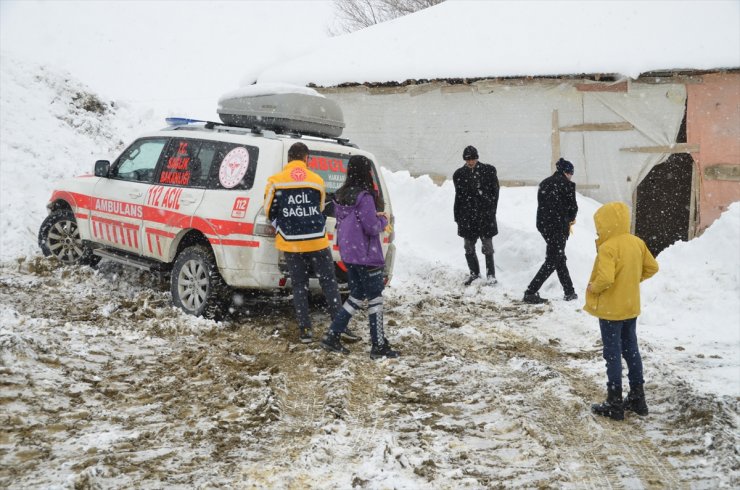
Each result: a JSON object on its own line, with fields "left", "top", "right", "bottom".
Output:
{"left": 1, "top": 258, "right": 737, "bottom": 488}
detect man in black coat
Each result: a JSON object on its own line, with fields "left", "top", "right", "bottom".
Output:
{"left": 523, "top": 158, "right": 579, "bottom": 303}
{"left": 453, "top": 145, "right": 500, "bottom": 285}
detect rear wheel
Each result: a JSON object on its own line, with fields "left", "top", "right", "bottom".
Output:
{"left": 38, "top": 210, "right": 100, "bottom": 266}
{"left": 170, "top": 245, "right": 230, "bottom": 319}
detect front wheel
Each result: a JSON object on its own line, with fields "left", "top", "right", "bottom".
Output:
{"left": 170, "top": 245, "right": 230, "bottom": 319}
{"left": 38, "top": 210, "right": 100, "bottom": 266}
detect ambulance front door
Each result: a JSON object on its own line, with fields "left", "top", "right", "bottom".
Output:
{"left": 91, "top": 137, "right": 168, "bottom": 255}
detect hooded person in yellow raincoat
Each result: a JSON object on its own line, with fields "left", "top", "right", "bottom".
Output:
{"left": 585, "top": 202, "right": 659, "bottom": 421}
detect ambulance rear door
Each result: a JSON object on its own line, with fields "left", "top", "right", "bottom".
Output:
{"left": 142, "top": 137, "right": 209, "bottom": 261}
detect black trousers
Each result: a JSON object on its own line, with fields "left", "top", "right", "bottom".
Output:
{"left": 284, "top": 248, "right": 341, "bottom": 330}
{"left": 526, "top": 232, "right": 574, "bottom": 295}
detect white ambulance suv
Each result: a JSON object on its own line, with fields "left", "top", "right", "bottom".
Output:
{"left": 38, "top": 97, "right": 395, "bottom": 319}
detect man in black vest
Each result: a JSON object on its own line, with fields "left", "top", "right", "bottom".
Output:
{"left": 523, "top": 158, "right": 579, "bottom": 304}
{"left": 453, "top": 145, "right": 500, "bottom": 285}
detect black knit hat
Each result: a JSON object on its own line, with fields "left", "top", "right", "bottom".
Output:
{"left": 556, "top": 157, "right": 574, "bottom": 175}
{"left": 463, "top": 145, "right": 479, "bottom": 160}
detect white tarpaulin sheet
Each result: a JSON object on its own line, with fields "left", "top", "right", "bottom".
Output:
{"left": 324, "top": 81, "right": 686, "bottom": 206}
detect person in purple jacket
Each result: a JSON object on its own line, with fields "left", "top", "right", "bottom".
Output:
{"left": 320, "top": 155, "right": 400, "bottom": 359}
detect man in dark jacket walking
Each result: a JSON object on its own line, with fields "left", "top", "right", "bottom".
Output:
{"left": 453, "top": 145, "right": 500, "bottom": 285}
{"left": 523, "top": 158, "right": 578, "bottom": 303}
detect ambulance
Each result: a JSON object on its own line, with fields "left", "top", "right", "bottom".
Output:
{"left": 38, "top": 87, "right": 396, "bottom": 318}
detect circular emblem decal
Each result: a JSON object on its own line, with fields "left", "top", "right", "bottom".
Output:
{"left": 290, "top": 167, "right": 307, "bottom": 181}
{"left": 219, "top": 147, "right": 250, "bottom": 189}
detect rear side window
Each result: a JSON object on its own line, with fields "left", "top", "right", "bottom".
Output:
{"left": 206, "top": 142, "right": 259, "bottom": 190}
{"left": 155, "top": 138, "right": 258, "bottom": 190}
{"left": 308, "top": 151, "right": 385, "bottom": 214}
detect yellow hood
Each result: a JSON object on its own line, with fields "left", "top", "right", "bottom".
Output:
{"left": 594, "top": 202, "right": 631, "bottom": 246}
{"left": 584, "top": 200, "right": 659, "bottom": 321}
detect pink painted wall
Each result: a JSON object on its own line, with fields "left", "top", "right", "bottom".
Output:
{"left": 687, "top": 73, "right": 740, "bottom": 232}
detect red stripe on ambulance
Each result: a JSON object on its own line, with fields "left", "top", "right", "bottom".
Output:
{"left": 145, "top": 228, "right": 176, "bottom": 256}
{"left": 91, "top": 216, "right": 139, "bottom": 248}
{"left": 51, "top": 190, "right": 260, "bottom": 247}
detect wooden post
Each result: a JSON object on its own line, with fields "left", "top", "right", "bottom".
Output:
{"left": 560, "top": 122, "right": 634, "bottom": 132}
{"left": 688, "top": 163, "right": 699, "bottom": 239}
{"left": 551, "top": 109, "right": 560, "bottom": 173}
{"left": 620, "top": 143, "right": 700, "bottom": 153}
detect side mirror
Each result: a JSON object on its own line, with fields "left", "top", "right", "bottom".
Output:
{"left": 94, "top": 160, "right": 110, "bottom": 177}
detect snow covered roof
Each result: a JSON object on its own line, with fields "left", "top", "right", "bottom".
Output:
{"left": 256, "top": 0, "right": 740, "bottom": 86}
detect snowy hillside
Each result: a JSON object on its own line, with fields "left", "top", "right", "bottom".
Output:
{"left": 1, "top": 53, "right": 739, "bottom": 488}
{"left": 0, "top": 54, "right": 162, "bottom": 260}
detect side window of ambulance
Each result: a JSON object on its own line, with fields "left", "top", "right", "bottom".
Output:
{"left": 307, "top": 151, "right": 385, "bottom": 216}
{"left": 192, "top": 143, "right": 219, "bottom": 188}
{"left": 114, "top": 138, "right": 168, "bottom": 183}
{"left": 157, "top": 138, "right": 204, "bottom": 187}
{"left": 307, "top": 152, "right": 349, "bottom": 196}
{"left": 207, "top": 142, "right": 259, "bottom": 190}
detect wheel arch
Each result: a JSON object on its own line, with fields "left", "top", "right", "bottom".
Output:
{"left": 170, "top": 229, "right": 224, "bottom": 268}
{"left": 48, "top": 190, "right": 90, "bottom": 213}
{"left": 46, "top": 195, "right": 75, "bottom": 214}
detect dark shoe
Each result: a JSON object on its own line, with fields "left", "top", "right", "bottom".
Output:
{"left": 370, "top": 342, "right": 399, "bottom": 360}
{"left": 320, "top": 334, "right": 350, "bottom": 355}
{"left": 523, "top": 292, "right": 548, "bottom": 304}
{"left": 464, "top": 253, "right": 480, "bottom": 285}
{"left": 341, "top": 328, "right": 361, "bottom": 342}
{"left": 592, "top": 384, "right": 624, "bottom": 421}
{"left": 564, "top": 292, "right": 578, "bottom": 301}
{"left": 624, "top": 384, "right": 649, "bottom": 416}
{"left": 463, "top": 273, "right": 480, "bottom": 286}
{"left": 299, "top": 329, "right": 313, "bottom": 344}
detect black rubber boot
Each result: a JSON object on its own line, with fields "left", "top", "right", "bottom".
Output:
{"left": 370, "top": 341, "right": 400, "bottom": 359}
{"left": 320, "top": 333, "right": 350, "bottom": 355}
{"left": 624, "top": 384, "right": 649, "bottom": 416}
{"left": 592, "top": 384, "right": 624, "bottom": 421}
{"left": 484, "top": 253, "right": 497, "bottom": 283}
{"left": 464, "top": 253, "right": 480, "bottom": 285}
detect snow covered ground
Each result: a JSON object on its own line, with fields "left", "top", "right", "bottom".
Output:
{"left": 1, "top": 52, "right": 738, "bottom": 488}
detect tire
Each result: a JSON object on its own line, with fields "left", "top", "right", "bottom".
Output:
{"left": 170, "top": 245, "right": 230, "bottom": 319}
{"left": 38, "top": 210, "right": 100, "bottom": 266}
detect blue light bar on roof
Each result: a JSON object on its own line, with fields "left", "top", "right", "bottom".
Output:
{"left": 166, "top": 117, "right": 207, "bottom": 126}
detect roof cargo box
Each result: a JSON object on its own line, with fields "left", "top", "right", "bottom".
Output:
{"left": 217, "top": 86, "right": 345, "bottom": 138}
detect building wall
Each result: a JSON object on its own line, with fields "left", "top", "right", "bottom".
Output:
{"left": 687, "top": 72, "right": 740, "bottom": 232}
{"left": 320, "top": 79, "right": 686, "bottom": 209}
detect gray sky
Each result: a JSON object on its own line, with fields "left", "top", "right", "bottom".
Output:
{"left": 0, "top": 0, "right": 335, "bottom": 116}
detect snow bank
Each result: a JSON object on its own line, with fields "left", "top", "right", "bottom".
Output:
{"left": 640, "top": 203, "right": 740, "bottom": 394}
{"left": 0, "top": 54, "right": 159, "bottom": 260}
{"left": 383, "top": 169, "right": 601, "bottom": 296}
{"left": 383, "top": 169, "right": 739, "bottom": 397}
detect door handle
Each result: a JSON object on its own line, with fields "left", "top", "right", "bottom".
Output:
{"left": 128, "top": 191, "right": 143, "bottom": 199}
{"left": 180, "top": 197, "right": 197, "bottom": 205}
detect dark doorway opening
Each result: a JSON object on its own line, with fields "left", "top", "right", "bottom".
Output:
{"left": 634, "top": 153, "right": 694, "bottom": 255}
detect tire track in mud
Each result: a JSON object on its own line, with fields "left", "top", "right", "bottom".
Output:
{"left": 383, "top": 287, "right": 732, "bottom": 488}
{"left": 1, "top": 258, "right": 403, "bottom": 487}
{"left": 1, "top": 259, "right": 736, "bottom": 488}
